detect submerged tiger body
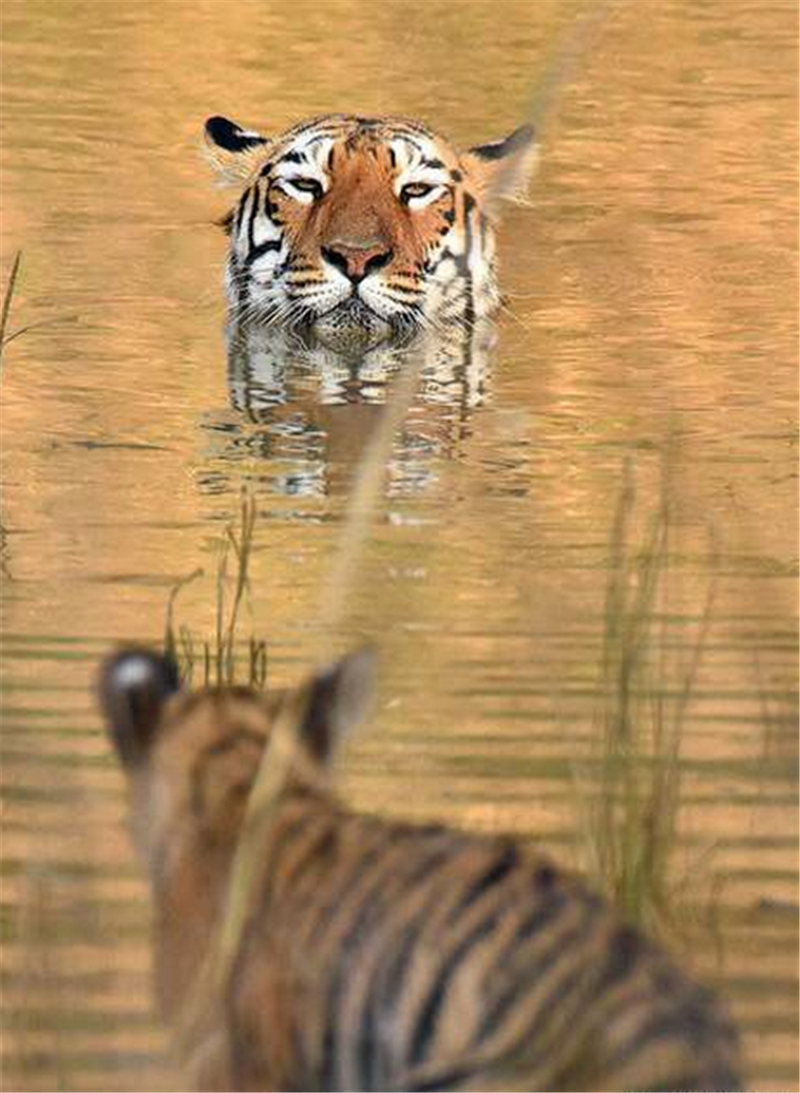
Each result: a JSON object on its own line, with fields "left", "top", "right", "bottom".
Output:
{"left": 100, "top": 648, "right": 743, "bottom": 1093}
{"left": 205, "top": 113, "right": 537, "bottom": 342}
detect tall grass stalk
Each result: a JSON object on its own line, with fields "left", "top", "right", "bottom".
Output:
{"left": 164, "top": 493, "right": 267, "bottom": 689}
{"left": 0, "top": 251, "right": 22, "bottom": 367}
{"left": 0, "top": 252, "right": 78, "bottom": 368}
{"left": 578, "top": 464, "right": 716, "bottom": 935}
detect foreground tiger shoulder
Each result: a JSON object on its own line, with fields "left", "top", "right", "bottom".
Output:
{"left": 205, "top": 112, "right": 537, "bottom": 340}
{"left": 100, "top": 647, "right": 743, "bottom": 1093}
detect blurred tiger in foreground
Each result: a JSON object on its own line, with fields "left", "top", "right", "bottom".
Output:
{"left": 205, "top": 112, "right": 537, "bottom": 343}
{"left": 100, "top": 647, "right": 743, "bottom": 1093}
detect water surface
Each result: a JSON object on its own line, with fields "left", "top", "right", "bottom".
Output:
{"left": 1, "top": 1, "right": 797, "bottom": 1089}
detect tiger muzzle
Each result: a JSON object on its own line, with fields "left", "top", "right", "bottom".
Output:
{"left": 321, "top": 240, "right": 394, "bottom": 284}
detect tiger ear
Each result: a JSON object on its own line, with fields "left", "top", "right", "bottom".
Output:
{"left": 204, "top": 115, "right": 272, "bottom": 184}
{"left": 300, "top": 648, "right": 377, "bottom": 764}
{"left": 463, "top": 123, "right": 538, "bottom": 218}
{"left": 99, "top": 647, "right": 181, "bottom": 767}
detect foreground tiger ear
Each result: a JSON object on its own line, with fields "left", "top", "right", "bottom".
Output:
{"left": 300, "top": 647, "right": 377, "bottom": 763}
{"left": 204, "top": 115, "right": 271, "bottom": 183}
{"left": 99, "top": 647, "right": 181, "bottom": 767}
{"left": 463, "top": 123, "right": 538, "bottom": 218}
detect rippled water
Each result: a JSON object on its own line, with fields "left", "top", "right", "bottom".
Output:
{"left": 1, "top": 1, "right": 797, "bottom": 1090}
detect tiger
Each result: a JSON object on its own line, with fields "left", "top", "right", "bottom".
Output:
{"left": 205, "top": 113, "right": 537, "bottom": 343}
{"left": 100, "top": 645, "right": 743, "bottom": 1093}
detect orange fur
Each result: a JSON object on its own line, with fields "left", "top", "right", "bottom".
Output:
{"left": 100, "top": 649, "right": 744, "bottom": 1092}
{"left": 205, "top": 114, "right": 538, "bottom": 332}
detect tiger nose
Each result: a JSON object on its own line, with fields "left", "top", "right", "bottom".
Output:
{"left": 322, "top": 241, "right": 394, "bottom": 283}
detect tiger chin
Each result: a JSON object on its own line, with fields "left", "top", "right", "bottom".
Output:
{"left": 100, "top": 646, "right": 743, "bottom": 1093}
{"left": 205, "top": 113, "right": 538, "bottom": 346}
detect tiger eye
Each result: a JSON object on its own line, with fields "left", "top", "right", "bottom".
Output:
{"left": 400, "top": 182, "right": 436, "bottom": 203}
{"left": 289, "top": 178, "right": 323, "bottom": 198}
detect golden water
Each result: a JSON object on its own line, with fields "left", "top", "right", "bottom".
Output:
{"left": 1, "top": 1, "right": 797, "bottom": 1089}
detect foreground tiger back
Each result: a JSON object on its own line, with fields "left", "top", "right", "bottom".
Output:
{"left": 100, "top": 647, "right": 743, "bottom": 1093}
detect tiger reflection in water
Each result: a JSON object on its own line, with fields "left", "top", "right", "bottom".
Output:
{"left": 219, "top": 319, "right": 497, "bottom": 501}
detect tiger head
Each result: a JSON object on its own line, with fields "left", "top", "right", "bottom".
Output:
{"left": 205, "top": 113, "right": 537, "bottom": 341}
{"left": 99, "top": 645, "right": 376, "bottom": 1023}
{"left": 99, "top": 646, "right": 375, "bottom": 879}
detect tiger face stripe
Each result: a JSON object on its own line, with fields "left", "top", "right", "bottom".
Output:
{"left": 205, "top": 113, "right": 537, "bottom": 340}
{"left": 100, "top": 647, "right": 743, "bottom": 1092}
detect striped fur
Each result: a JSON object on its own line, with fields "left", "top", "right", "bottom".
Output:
{"left": 205, "top": 113, "right": 537, "bottom": 340}
{"left": 100, "top": 648, "right": 743, "bottom": 1092}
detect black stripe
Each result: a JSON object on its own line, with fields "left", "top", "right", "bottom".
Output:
{"left": 534, "top": 862, "right": 558, "bottom": 890}
{"left": 421, "top": 157, "right": 445, "bottom": 170}
{"left": 462, "top": 193, "right": 477, "bottom": 326}
{"left": 478, "top": 914, "right": 612, "bottom": 1076}
{"left": 234, "top": 189, "right": 251, "bottom": 238}
{"left": 472, "top": 889, "right": 575, "bottom": 1039}
{"left": 305, "top": 833, "right": 401, "bottom": 948}
{"left": 357, "top": 844, "right": 461, "bottom": 1091}
{"left": 247, "top": 186, "right": 261, "bottom": 252}
{"left": 382, "top": 131, "right": 426, "bottom": 154}
{"left": 264, "top": 197, "right": 282, "bottom": 223}
{"left": 428, "top": 937, "right": 601, "bottom": 1093}
{"left": 245, "top": 240, "right": 282, "bottom": 266}
{"left": 409, "top": 905, "right": 506, "bottom": 1066}
{"left": 407, "top": 1062, "right": 480, "bottom": 1092}
{"left": 449, "top": 843, "right": 519, "bottom": 919}
{"left": 321, "top": 838, "right": 458, "bottom": 1090}
{"left": 595, "top": 924, "right": 645, "bottom": 993}
{"left": 247, "top": 807, "right": 339, "bottom": 920}
{"left": 402, "top": 852, "right": 525, "bottom": 1073}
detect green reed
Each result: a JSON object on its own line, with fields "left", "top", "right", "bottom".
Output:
{"left": 577, "top": 464, "right": 716, "bottom": 935}
{"left": 0, "top": 251, "right": 22, "bottom": 367}
{"left": 164, "top": 492, "right": 268, "bottom": 689}
{"left": 0, "top": 251, "right": 79, "bottom": 372}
